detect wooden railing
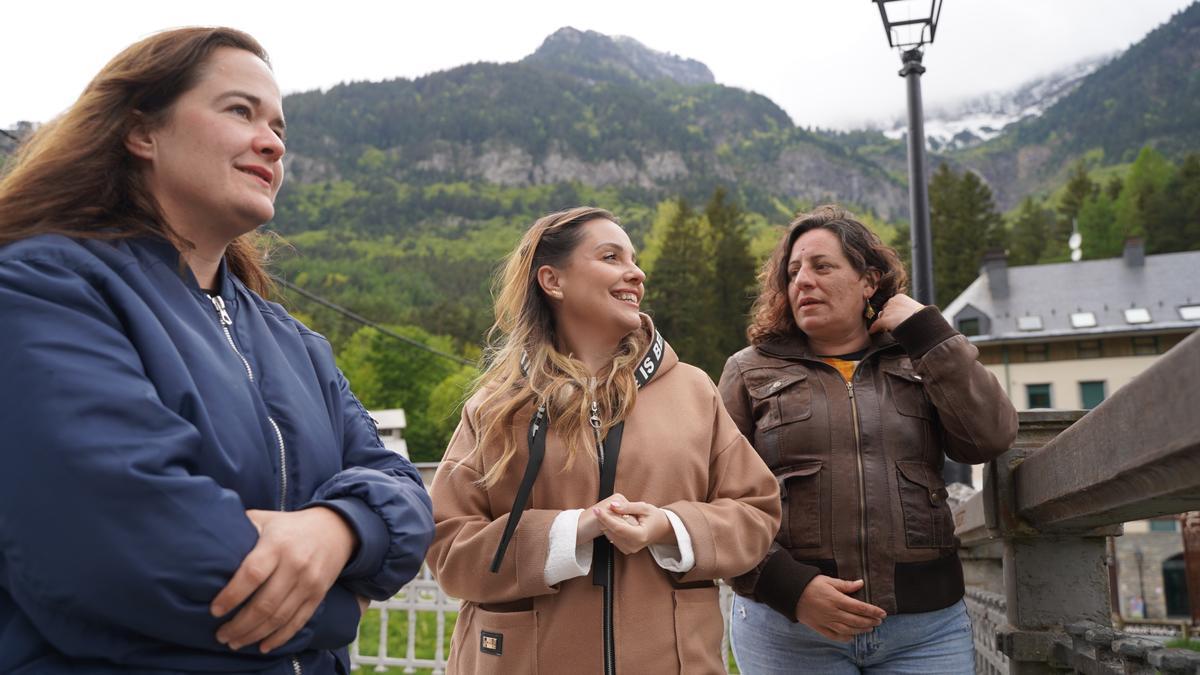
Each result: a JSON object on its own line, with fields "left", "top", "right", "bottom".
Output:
{"left": 953, "top": 330, "right": 1200, "bottom": 674}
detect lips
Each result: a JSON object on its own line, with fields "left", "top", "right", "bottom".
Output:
{"left": 236, "top": 164, "right": 274, "bottom": 186}
{"left": 612, "top": 290, "right": 641, "bottom": 307}
{"left": 797, "top": 297, "right": 823, "bottom": 308}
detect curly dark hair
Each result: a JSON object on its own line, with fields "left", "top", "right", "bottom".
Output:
{"left": 747, "top": 205, "right": 907, "bottom": 345}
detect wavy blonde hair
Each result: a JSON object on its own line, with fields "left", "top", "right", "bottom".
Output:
{"left": 468, "top": 207, "right": 650, "bottom": 488}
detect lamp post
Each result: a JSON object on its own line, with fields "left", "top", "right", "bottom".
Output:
{"left": 872, "top": 0, "right": 941, "bottom": 306}
{"left": 873, "top": 1, "right": 971, "bottom": 487}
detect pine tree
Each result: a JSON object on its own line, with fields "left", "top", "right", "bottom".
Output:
{"left": 1077, "top": 192, "right": 1122, "bottom": 259}
{"left": 644, "top": 199, "right": 719, "bottom": 373}
{"left": 929, "top": 164, "right": 1005, "bottom": 306}
{"left": 1105, "top": 175, "right": 1124, "bottom": 200}
{"left": 1147, "top": 153, "right": 1200, "bottom": 253}
{"left": 705, "top": 187, "right": 756, "bottom": 371}
{"left": 890, "top": 225, "right": 912, "bottom": 282}
{"left": 928, "top": 163, "right": 962, "bottom": 306}
{"left": 1116, "top": 147, "right": 1174, "bottom": 243}
{"left": 1009, "top": 197, "right": 1054, "bottom": 266}
{"left": 1054, "top": 161, "right": 1098, "bottom": 261}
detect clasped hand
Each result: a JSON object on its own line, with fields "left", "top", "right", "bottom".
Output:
{"left": 209, "top": 507, "right": 359, "bottom": 654}
{"left": 576, "top": 492, "right": 674, "bottom": 555}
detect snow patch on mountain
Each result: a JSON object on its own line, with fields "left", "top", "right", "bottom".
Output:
{"left": 884, "top": 53, "right": 1112, "bottom": 150}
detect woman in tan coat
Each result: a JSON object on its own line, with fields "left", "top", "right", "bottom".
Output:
{"left": 429, "top": 206, "right": 780, "bottom": 674}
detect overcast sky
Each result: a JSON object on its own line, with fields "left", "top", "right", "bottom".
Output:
{"left": 5, "top": 0, "right": 1194, "bottom": 131}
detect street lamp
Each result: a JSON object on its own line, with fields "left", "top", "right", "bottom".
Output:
{"left": 872, "top": 0, "right": 942, "bottom": 307}
{"left": 871, "top": 1, "right": 969, "bottom": 487}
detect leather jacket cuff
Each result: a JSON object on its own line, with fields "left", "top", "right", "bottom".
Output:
{"left": 890, "top": 306, "right": 958, "bottom": 359}
{"left": 756, "top": 550, "right": 821, "bottom": 622}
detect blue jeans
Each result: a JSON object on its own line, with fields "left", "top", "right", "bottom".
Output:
{"left": 730, "top": 594, "right": 975, "bottom": 674}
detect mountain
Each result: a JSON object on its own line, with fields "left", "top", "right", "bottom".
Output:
{"left": 883, "top": 54, "right": 1110, "bottom": 152}
{"left": 0, "top": 122, "right": 34, "bottom": 161}
{"left": 524, "top": 27, "right": 715, "bottom": 86}
{"left": 951, "top": 2, "right": 1200, "bottom": 208}
{"left": 278, "top": 27, "right": 908, "bottom": 223}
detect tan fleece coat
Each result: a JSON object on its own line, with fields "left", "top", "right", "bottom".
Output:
{"left": 429, "top": 334, "right": 780, "bottom": 674}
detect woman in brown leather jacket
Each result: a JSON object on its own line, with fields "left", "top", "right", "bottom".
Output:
{"left": 719, "top": 205, "right": 1017, "bottom": 673}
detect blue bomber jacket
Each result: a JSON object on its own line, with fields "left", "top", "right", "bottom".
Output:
{"left": 0, "top": 235, "right": 434, "bottom": 674}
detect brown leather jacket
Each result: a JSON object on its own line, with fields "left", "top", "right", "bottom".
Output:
{"left": 718, "top": 307, "right": 1017, "bottom": 618}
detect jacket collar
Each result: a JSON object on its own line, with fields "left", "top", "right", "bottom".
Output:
{"left": 129, "top": 235, "right": 241, "bottom": 300}
{"left": 755, "top": 329, "right": 900, "bottom": 362}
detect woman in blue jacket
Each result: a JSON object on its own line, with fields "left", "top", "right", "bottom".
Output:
{"left": 0, "top": 27, "right": 434, "bottom": 673}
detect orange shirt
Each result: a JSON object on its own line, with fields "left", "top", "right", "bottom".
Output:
{"left": 820, "top": 357, "right": 858, "bottom": 382}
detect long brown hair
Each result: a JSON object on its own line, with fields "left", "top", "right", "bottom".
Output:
{"left": 748, "top": 205, "right": 907, "bottom": 345}
{"left": 467, "top": 207, "right": 650, "bottom": 488}
{"left": 0, "top": 27, "right": 274, "bottom": 295}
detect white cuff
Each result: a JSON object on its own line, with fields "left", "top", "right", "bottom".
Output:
{"left": 544, "top": 509, "right": 594, "bottom": 586}
{"left": 649, "top": 509, "right": 695, "bottom": 573}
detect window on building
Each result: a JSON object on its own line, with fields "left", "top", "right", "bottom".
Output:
{"left": 1077, "top": 340, "right": 1102, "bottom": 359}
{"left": 1017, "top": 315, "right": 1043, "bottom": 331}
{"left": 1079, "top": 381, "right": 1106, "bottom": 409}
{"left": 1180, "top": 305, "right": 1200, "bottom": 321}
{"left": 1070, "top": 312, "right": 1097, "bottom": 328}
{"left": 1149, "top": 518, "right": 1179, "bottom": 532}
{"left": 957, "top": 317, "right": 981, "bottom": 336}
{"left": 1024, "top": 343, "right": 1048, "bottom": 362}
{"left": 1026, "top": 383, "right": 1052, "bottom": 409}
{"left": 1132, "top": 336, "right": 1159, "bottom": 355}
{"left": 1124, "top": 308, "right": 1151, "bottom": 324}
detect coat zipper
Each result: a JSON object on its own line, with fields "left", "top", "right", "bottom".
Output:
{"left": 590, "top": 400, "right": 616, "bottom": 675}
{"left": 209, "top": 296, "right": 253, "bottom": 381}
{"left": 266, "top": 416, "right": 289, "bottom": 512}
{"left": 208, "top": 295, "right": 301, "bottom": 675}
{"left": 845, "top": 378, "right": 870, "bottom": 604}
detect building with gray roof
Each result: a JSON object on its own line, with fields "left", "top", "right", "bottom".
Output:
{"left": 942, "top": 239, "right": 1199, "bottom": 622}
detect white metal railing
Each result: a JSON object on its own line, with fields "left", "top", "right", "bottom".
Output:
{"left": 351, "top": 565, "right": 455, "bottom": 673}
{"left": 350, "top": 564, "right": 736, "bottom": 673}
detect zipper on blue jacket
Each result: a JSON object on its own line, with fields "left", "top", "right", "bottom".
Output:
{"left": 209, "top": 296, "right": 254, "bottom": 381}
{"left": 207, "top": 295, "right": 290, "bottom": 512}
{"left": 208, "top": 294, "right": 300, "bottom": 674}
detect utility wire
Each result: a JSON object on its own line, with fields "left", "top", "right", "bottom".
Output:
{"left": 0, "top": 128, "right": 20, "bottom": 142}
{"left": 270, "top": 274, "right": 476, "bottom": 367}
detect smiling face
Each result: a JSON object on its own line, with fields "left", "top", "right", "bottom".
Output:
{"left": 543, "top": 218, "right": 646, "bottom": 344}
{"left": 787, "top": 228, "right": 877, "bottom": 350}
{"left": 129, "top": 47, "right": 286, "bottom": 245}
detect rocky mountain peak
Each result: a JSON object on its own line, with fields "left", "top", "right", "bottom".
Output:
{"left": 524, "top": 26, "right": 715, "bottom": 86}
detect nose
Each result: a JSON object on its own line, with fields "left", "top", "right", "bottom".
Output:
{"left": 626, "top": 262, "right": 646, "bottom": 285}
{"left": 790, "top": 266, "right": 814, "bottom": 289}
{"left": 254, "top": 126, "right": 286, "bottom": 161}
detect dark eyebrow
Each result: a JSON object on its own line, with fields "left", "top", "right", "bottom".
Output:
{"left": 788, "top": 253, "right": 833, "bottom": 268}
{"left": 217, "top": 90, "right": 287, "bottom": 132}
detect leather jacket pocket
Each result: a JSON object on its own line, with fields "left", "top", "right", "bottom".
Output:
{"left": 672, "top": 586, "right": 724, "bottom": 674}
{"left": 777, "top": 460, "right": 823, "bottom": 549}
{"left": 746, "top": 371, "right": 812, "bottom": 431}
{"left": 881, "top": 364, "right": 934, "bottom": 421}
{"left": 895, "top": 460, "right": 953, "bottom": 549}
{"left": 451, "top": 603, "right": 538, "bottom": 675}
